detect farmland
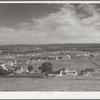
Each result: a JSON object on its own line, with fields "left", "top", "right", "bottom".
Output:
{"left": 0, "top": 44, "right": 100, "bottom": 91}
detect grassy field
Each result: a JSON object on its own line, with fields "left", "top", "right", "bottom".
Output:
{"left": 0, "top": 55, "right": 100, "bottom": 91}
{"left": 0, "top": 75, "right": 100, "bottom": 91}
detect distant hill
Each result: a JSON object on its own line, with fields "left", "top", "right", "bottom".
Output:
{"left": 0, "top": 43, "right": 100, "bottom": 53}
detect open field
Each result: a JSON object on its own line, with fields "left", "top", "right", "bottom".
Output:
{"left": 0, "top": 55, "right": 100, "bottom": 91}
{"left": 0, "top": 75, "right": 100, "bottom": 91}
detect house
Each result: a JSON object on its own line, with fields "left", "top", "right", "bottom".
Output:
{"left": 53, "top": 68, "right": 78, "bottom": 76}
{"left": 79, "top": 68, "right": 94, "bottom": 76}
{"left": 61, "top": 69, "right": 78, "bottom": 76}
{"left": 66, "top": 55, "right": 71, "bottom": 59}
{"left": 15, "top": 67, "right": 25, "bottom": 74}
{"left": 0, "top": 64, "right": 8, "bottom": 71}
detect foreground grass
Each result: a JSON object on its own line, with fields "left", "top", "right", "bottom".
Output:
{"left": 0, "top": 75, "right": 100, "bottom": 91}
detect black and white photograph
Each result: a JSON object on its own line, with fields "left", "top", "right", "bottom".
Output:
{"left": 0, "top": 2, "right": 100, "bottom": 97}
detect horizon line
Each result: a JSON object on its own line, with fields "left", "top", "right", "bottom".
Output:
{"left": 0, "top": 43, "right": 100, "bottom": 46}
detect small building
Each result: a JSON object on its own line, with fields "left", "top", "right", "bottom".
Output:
{"left": 79, "top": 68, "right": 94, "bottom": 76}
{"left": 57, "top": 68, "right": 78, "bottom": 76}
{"left": 15, "top": 67, "right": 24, "bottom": 74}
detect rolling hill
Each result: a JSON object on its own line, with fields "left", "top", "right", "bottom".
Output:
{"left": 0, "top": 43, "right": 100, "bottom": 53}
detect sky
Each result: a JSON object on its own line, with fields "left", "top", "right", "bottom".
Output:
{"left": 0, "top": 3, "right": 100, "bottom": 44}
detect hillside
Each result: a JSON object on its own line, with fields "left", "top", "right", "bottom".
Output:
{"left": 0, "top": 43, "right": 100, "bottom": 53}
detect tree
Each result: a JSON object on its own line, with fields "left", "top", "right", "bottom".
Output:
{"left": 38, "top": 62, "right": 53, "bottom": 78}
{"left": 28, "top": 65, "right": 33, "bottom": 72}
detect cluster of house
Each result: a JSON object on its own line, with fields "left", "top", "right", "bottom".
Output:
{"left": 52, "top": 68, "right": 95, "bottom": 76}
{"left": 0, "top": 60, "right": 96, "bottom": 77}
{"left": 76, "top": 51, "right": 100, "bottom": 57}
{"left": 0, "top": 52, "right": 68, "bottom": 59}
{"left": 0, "top": 59, "right": 24, "bottom": 69}
{"left": 30, "top": 55, "right": 71, "bottom": 61}
{"left": 0, "top": 49, "right": 100, "bottom": 60}
{"left": 0, "top": 53, "right": 36, "bottom": 58}
{"left": 0, "top": 54, "right": 16, "bottom": 58}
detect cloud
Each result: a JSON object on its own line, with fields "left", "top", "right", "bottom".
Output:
{"left": 29, "top": 4, "right": 100, "bottom": 43}
{"left": 0, "top": 4, "right": 100, "bottom": 44}
{"left": 44, "top": 4, "right": 100, "bottom": 43}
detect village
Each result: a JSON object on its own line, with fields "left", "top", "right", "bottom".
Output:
{"left": 0, "top": 49, "right": 100, "bottom": 78}
{"left": 0, "top": 49, "right": 99, "bottom": 59}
